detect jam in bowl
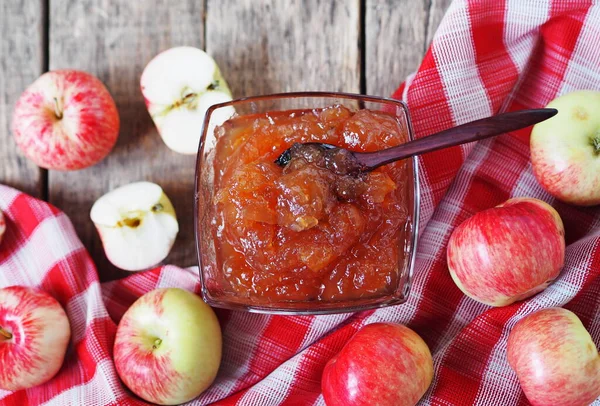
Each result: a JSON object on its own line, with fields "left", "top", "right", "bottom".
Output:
{"left": 195, "top": 92, "right": 419, "bottom": 314}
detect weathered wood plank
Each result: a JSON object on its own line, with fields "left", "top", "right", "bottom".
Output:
{"left": 366, "top": 0, "right": 451, "bottom": 97}
{"left": 206, "top": 0, "right": 361, "bottom": 96}
{"left": 0, "top": 0, "right": 45, "bottom": 197}
{"left": 49, "top": 0, "right": 204, "bottom": 280}
{"left": 427, "top": 0, "right": 454, "bottom": 46}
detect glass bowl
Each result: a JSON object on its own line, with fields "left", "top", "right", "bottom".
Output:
{"left": 195, "top": 92, "right": 419, "bottom": 315}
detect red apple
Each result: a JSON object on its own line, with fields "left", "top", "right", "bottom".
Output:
{"left": 0, "top": 286, "right": 71, "bottom": 391}
{"left": 507, "top": 308, "right": 600, "bottom": 406}
{"left": 447, "top": 197, "right": 565, "bottom": 307}
{"left": 531, "top": 90, "right": 600, "bottom": 206}
{"left": 114, "top": 288, "right": 222, "bottom": 405}
{"left": 322, "top": 323, "right": 433, "bottom": 406}
{"left": 12, "top": 70, "right": 119, "bottom": 170}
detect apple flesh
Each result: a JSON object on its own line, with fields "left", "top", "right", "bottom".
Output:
{"left": 141, "top": 46, "right": 235, "bottom": 155}
{"left": 322, "top": 323, "right": 433, "bottom": 406}
{"left": 90, "top": 181, "right": 179, "bottom": 271}
{"left": 531, "top": 90, "right": 600, "bottom": 206}
{"left": 0, "top": 286, "right": 71, "bottom": 391}
{"left": 114, "top": 288, "right": 222, "bottom": 405}
{"left": 507, "top": 308, "right": 600, "bottom": 406}
{"left": 12, "top": 70, "right": 119, "bottom": 170}
{"left": 447, "top": 197, "right": 565, "bottom": 307}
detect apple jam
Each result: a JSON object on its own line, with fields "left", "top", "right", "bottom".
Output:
{"left": 211, "top": 105, "right": 410, "bottom": 303}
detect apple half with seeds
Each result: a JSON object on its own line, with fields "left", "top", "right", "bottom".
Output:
{"left": 90, "top": 181, "right": 179, "bottom": 271}
{"left": 141, "top": 46, "right": 234, "bottom": 155}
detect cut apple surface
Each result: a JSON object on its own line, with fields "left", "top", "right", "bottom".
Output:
{"left": 531, "top": 90, "right": 600, "bottom": 206}
{"left": 90, "top": 181, "right": 179, "bottom": 271}
{"left": 141, "top": 46, "right": 234, "bottom": 154}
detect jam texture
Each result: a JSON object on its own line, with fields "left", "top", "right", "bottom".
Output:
{"left": 212, "top": 105, "right": 409, "bottom": 303}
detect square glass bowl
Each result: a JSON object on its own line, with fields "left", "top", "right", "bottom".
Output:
{"left": 195, "top": 92, "right": 419, "bottom": 315}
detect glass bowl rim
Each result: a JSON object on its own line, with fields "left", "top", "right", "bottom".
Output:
{"left": 194, "top": 91, "right": 421, "bottom": 315}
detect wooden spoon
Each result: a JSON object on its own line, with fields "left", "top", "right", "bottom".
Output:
{"left": 275, "top": 108, "right": 558, "bottom": 175}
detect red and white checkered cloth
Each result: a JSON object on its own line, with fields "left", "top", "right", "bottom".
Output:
{"left": 2, "top": 0, "right": 600, "bottom": 404}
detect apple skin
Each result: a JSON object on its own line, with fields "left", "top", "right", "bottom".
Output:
{"left": 12, "top": 70, "right": 119, "bottom": 170}
{"left": 114, "top": 288, "right": 222, "bottom": 405}
{"left": 447, "top": 197, "right": 565, "bottom": 307}
{"left": 0, "top": 286, "right": 71, "bottom": 391}
{"left": 507, "top": 308, "right": 600, "bottom": 406}
{"left": 321, "top": 323, "right": 433, "bottom": 406}
{"left": 531, "top": 90, "right": 600, "bottom": 206}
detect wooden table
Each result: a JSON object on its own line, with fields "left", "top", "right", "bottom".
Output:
{"left": 1, "top": 0, "right": 450, "bottom": 281}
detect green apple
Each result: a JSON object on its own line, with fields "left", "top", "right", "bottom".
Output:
{"left": 113, "top": 288, "right": 222, "bottom": 405}
{"left": 531, "top": 90, "right": 600, "bottom": 206}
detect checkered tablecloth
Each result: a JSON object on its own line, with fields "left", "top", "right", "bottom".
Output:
{"left": 1, "top": 0, "right": 599, "bottom": 404}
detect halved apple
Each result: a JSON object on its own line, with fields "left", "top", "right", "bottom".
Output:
{"left": 90, "top": 182, "right": 179, "bottom": 271}
{"left": 141, "top": 46, "right": 234, "bottom": 154}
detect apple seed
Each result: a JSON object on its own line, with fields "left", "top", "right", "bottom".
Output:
{"left": 207, "top": 80, "right": 219, "bottom": 91}
{"left": 119, "top": 217, "right": 141, "bottom": 228}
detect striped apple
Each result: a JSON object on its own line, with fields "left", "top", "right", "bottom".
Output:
{"left": 12, "top": 70, "right": 119, "bottom": 171}
{"left": 447, "top": 197, "right": 565, "bottom": 306}
{"left": 507, "top": 308, "right": 600, "bottom": 406}
{"left": 322, "top": 323, "right": 433, "bottom": 406}
{"left": 113, "top": 288, "right": 222, "bottom": 405}
{"left": 0, "top": 286, "right": 71, "bottom": 391}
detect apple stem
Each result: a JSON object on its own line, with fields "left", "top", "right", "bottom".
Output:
{"left": 152, "top": 338, "right": 162, "bottom": 350}
{"left": 0, "top": 326, "right": 12, "bottom": 340}
{"left": 53, "top": 97, "right": 63, "bottom": 120}
{"left": 592, "top": 134, "right": 600, "bottom": 154}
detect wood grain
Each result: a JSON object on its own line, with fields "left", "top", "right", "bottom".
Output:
{"left": 206, "top": 0, "right": 361, "bottom": 96}
{"left": 365, "top": 0, "right": 451, "bottom": 97}
{"left": 427, "top": 0, "right": 454, "bottom": 45}
{"left": 3, "top": 0, "right": 451, "bottom": 282}
{"left": 0, "top": 0, "right": 45, "bottom": 197}
{"left": 48, "top": 0, "right": 204, "bottom": 280}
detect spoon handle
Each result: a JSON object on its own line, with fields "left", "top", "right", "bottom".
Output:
{"left": 354, "top": 108, "right": 558, "bottom": 170}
